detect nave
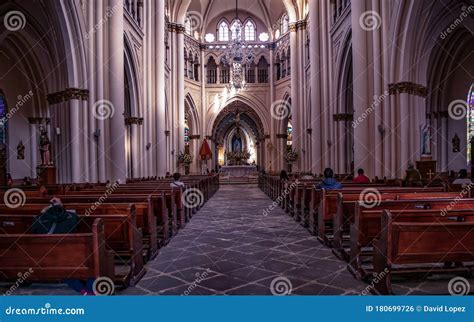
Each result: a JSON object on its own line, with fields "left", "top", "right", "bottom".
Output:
{"left": 124, "top": 184, "right": 474, "bottom": 296}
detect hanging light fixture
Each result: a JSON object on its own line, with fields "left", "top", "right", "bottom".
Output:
{"left": 222, "top": 0, "right": 255, "bottom": 94}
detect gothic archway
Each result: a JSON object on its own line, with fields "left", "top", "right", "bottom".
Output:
{"left": 212, "top": 101, "right": 264, "bottom": 169}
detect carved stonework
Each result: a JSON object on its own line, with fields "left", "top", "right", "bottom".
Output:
{"left": 388, "top": 82, "right": 428, "bottom": 98}
{"left": 276, "top": 134, "right": 288, "bottom": 139}
{"left": 47, "top": 88, "right": 89, "bottom": 105}
{"left": 28, "top": 117, "right": 51, "bottom": 125}
{"left": 168, "top": 22, "right": 185, "bottom": 34}
{"left": 333, "top": 113, "right": 354, "bottom": 122}
{"left": 124, "top": 117, "right": 144, "bottom": 125}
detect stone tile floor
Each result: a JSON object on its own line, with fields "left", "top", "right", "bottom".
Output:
{"left": 2, "top": 184, "right": 472, "bottom": 295}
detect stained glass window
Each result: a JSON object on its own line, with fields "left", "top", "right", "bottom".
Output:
{"left": 218, "top": 21, "right": 229, "bottom": 41}
{"left": 244, "top": 20, "right": 256, "bottom": 41}
{"left": 0, "top": 93, "right": 7, "bottom": 146}
{"left": 467, "top": 84, "right": 474, "bottom": 163}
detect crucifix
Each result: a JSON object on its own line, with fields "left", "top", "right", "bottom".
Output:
{"left": 427, "top": 169, "right": 435, "bottom": 180}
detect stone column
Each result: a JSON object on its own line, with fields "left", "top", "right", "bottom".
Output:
{"left": 69, "top": 99, "right": 81, "bottom": 183}
{"left": 107, "top": 0, "right": 127, "bottom": 182}
{"left": 351, "top": 0, "right": 372, "bottom": 177}
{"left": 309, "top": 1, "right": 323, "bottom": 175}
{"left": 289, "top": 23, "right": 300, "bottom": 172}
{"left": 156, "top": 0, "right": 167, "bottom": 176}
{"left": 176, "top": 26, "right": 186, "bottom": 164}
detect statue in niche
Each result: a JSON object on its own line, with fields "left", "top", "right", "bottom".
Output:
{"left": 452, "top": 134, "right": 460, "bottom": 153}
{"left": 38, "top": 125, "right": 51, "bottom": 165}
{"left": 232, "top": 136, "right": 242, "bottom": 152}
{"left": 421, "top": 124, "right": 432, "bottom": 156}
{"left": 17, "top": 141, "right": 25, "bottom": 160}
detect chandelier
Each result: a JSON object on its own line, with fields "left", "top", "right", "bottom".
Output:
{"left": 222, "top": 0, "right": 255, "bottom": 94}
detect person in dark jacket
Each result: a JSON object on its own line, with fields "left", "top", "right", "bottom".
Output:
{"left": 280, "top": 170, "right": 290, "bottom": 181}
{"left": 31, "top": 198, "right": 94, "bottom": 295}
{"left": 317, "top": 168, "right": 342, "bottom": 190}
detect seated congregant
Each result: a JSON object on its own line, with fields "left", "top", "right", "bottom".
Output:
{"left": 404, "top": 164, "right": 422, "bottom": 186}
{"left": 317, "top": 168, "right": 342, "bottom": 190}
{"left": 30, "top": 198, "right": 94, "bottom": 295}
{"left": 280, "top": 170, "right": 290, "bottom": 181}
{"left": 353, "top": 168, "right": 370, "bottom": 184}
{"left": 170, "top": 172, "right": 185, "bottom": 189}
{"left": 453, "top": 169, "right": 472, "bottom": 185}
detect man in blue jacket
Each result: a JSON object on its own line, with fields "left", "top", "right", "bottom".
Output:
{"left": 317, "top": 168, "right": 342, "bottom": 190}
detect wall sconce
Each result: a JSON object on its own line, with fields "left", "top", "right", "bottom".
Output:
{"left": 306, "top": 128, "right": 312, "bottom": 135}
{"left": 378, "top": 125, "right": 386, "bottom": 135}
{"left": 94, "top": 129, "right": 101, "bottom": 140}
{"left": 146, "top": 143, "right": 151, "bottom": 151}
{"left": 55, "top": 127, "right": 61, "bottom": 136}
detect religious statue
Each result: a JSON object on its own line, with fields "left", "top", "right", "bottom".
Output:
{"left": 17, "top": 141, "right": 25, "bottom": 160}
{"left": 38, "top": 125, "right": 51, "bottom": 165}
{"left": 452, "top": 133, "right": 460, "bottom": 153}
{"left": 421, "top": 124, "right": 431, "bottom": 156}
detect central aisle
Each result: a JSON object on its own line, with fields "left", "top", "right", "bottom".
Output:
{"left": 124, "top": 184, "right": 367, "bottom": 295}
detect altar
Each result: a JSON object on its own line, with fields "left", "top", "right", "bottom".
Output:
{"left": 220, "top": 165, "right": 257, "bottom": 177}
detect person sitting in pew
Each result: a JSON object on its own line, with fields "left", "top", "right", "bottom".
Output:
{"left": 170, "top": 172, "right": 185, "bottom": 189}
{"left": 280, "top": 170, "right": 290, "bottom": 181}
{"left": 404, "top": 164, "right": 422, "bottom": 187}
{"left": 453, "top": 169, "right": 472, "bottom": 185}
{"left": 317, "top": 168, "right": 342, "bottom": 190}
{"left": 31, "top": 198, "right": 95, "bottom": 295}
{"left": 353, "top": 168, "right": 370, "bottom": 184}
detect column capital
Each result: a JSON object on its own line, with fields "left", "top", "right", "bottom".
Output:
{"left": 46, "top": 88, "right": 89, "bottom": 105}
{"left": 388, "top": 82, "right": 428, "bottom": 98}
{"left": 28, "top": 117, "right": 51, "bottom": 125}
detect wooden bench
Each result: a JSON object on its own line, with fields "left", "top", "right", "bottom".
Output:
{"left": 314, "top": 187, "right": 445, "bottom": 245}
{"left": 0, "top": 218, "right": 116, "bottom": 284}
{"left": 348, "top": 198, "right": 474, "bottom": 279}
{"left": 373, "top": 210, "right": 474, "bottom": 295}
{"left": 333, "top": 191, "right": 462, "bottom": 261}
{"left": 0, "top": 203, "right": 145, "bottom": 286}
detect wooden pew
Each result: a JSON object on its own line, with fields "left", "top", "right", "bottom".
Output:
{"left": 0, "top": 218, "right": 116, "bottom": 284}
{"left": 332, "top": 191, "right": 462, "bottom": 261}
{"left": 373, "top": 210, "right": 474, "bottom": 295}
{"left": 20, "top": 195, "right": 163, "bottom": 259}
{"left": 0, "top": 203, "right": 145, "bottom": 286}
{"left": 348, "top": 198, "right": 474, "bottom": 279}
{"left": 314, "top": 187, "right": 445, "bottom": 245}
